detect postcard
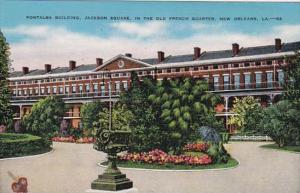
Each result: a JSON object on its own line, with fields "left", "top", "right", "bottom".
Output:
{"left": 0, "top": 1, "right": 300, "bottom": 193}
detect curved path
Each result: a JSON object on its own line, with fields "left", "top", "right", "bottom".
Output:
{"left": 0, "top": 142, "right": 299, "bottom": 193}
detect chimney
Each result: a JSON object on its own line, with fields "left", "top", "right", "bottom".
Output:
{"left": 275, "top": 38, "right": 282, "bottom": 51}
{"left": 96, "top": 58, "right": 103, "bottom": 66}
{"left": 232, "top": 43, "right": 240, "bottom": 56}
{"left": 45, "top": 64, "right": 51, "bottom": 73}
{"left": 125, "top": 53, "right": 132, "bottom": 58}
{"left": 157, "top": 51, "right": 165, "bottom": 62}
{"left": 193, "top": 47, "right": 201, "bottom": 60}
{"left": 69, "top": 60, "right": 76, "bottom": 71}
{"left": 22, "top": 67, "right": 29, "bottom": 74}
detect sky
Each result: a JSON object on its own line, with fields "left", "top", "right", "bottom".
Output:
{"left": 0, "top": 1, "right": 300, "bottom": 71}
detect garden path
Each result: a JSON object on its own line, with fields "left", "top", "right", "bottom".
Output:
{"left": 0, "top": 142, "right": 299, "bottom": 193}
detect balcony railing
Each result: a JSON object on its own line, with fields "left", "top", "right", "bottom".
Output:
{"left": 10, "top": 91, "right": 121, "bottom": 101}
{"left": 64, "top": 112, "right": 81, "bottom": 118}
{"left": 211, "top": 81, "right": 284, "bottom": 92}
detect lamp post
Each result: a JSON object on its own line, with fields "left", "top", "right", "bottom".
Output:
{"left": 87, "top": 70, "right": 135, "bottom": 193}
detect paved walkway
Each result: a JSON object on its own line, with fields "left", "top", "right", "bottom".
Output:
{"left": 0, "top": 142, "right": 299, "bottom": 193}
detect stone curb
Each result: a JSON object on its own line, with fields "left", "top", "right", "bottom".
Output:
{"left": 97, "top": 158, "right": 240, "bottom": 172}
{"left": 0, "top": 148, "right": 55, "bottom": 161}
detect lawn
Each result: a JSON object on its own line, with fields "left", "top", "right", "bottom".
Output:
{"left": 101, "top": 157, "right": 239, "bottom": 170}
{"left": 261, "top": 143, "right": 300, "bottom": 153}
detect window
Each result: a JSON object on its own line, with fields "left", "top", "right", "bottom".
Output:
{"left": 18, "top": 89, "right": 22, "bottom": 96}
{"left": 267, "top": 72, "right": 273, "bottom": 87}
{"left": 223, "top": 64, "right": 228, "bottom": 69}
{"left": 255, "top": 72, "right": 262, "bottom": 88}
{"left": 234, "top": 74, "right": 240, "bottom": 89}
{"left": 115, "top": 82, "right": 120, "bottom": 93}
{"left": 185, "top": 67, "right": 189, "bottom": 71}
{"left": 53, "top": 86, "right": 57, "bottom": 94}
{"left": 176, "top": 68, "right": 180, "bottom": 72}
{"left": 65, "top": 86, "right": 69, "bottom": 94}
{"left": 213, "top": 64, "right": 218, "bottom": 69}
{"left": 52, "top": 79, "right": 57, "bottom": 82}
{"left": 72, "top": 85, "right": 76, "bottom": 93}
{"left": 13, "top": 89, "right": 16, "bottom": 95}
{"left": 93, "top": 84, "right": 98, "bottom": 92}
{"left": 278, "top": 70, "right": 284, "bottom": 86}
{"left": 223, "top": 75, "right": 230, "bottom": 90}
{"left": 41, "top": 87, "right": 45, "bottom": 95}
{"left": 213, "top": 76, "right": 219, "bottom": 90}
{"left": 78, "top": 76, "right": 83, "bottom": 80}
{"left": 266, "top": 60, "right": 273, "bottom": 65}
{"left": 29, "top": 88, "right": 33, "bottom": 95}
{"left": 203, "top": 66, "right": 208, "bottom": 70}
{"left": 244, "top": 74, "right": 251, "bottom": 89}
{"left": 244, "top": 63, "right": 250, "bottom": 67}
{"left": 23, "top": 89, "right": 27, "bottom": 96}
{"left": 101, "top": 84, "right": 105, "bottom": 96}
{"left": 157, "top": 69, "right": 162, "bottom": 74}
{"left": 167, "top": 69, "right": 171, "bottom": 73}
{"left": 85, "top": 84, "right": 90, "bottom": 92}
{"left": 59, "top": 86, "right": 63, "bottom": 94}
{"left": 255, "top": 61, "right": 261, "bottom": 66}
{"left": 123, "top": 81, "right": 128, "bottom": 91}
{"left": 79, "top": 85, "right": 83, "bottom": 93}
{"left": 47, "top": 87, "right": 51, "bottom": 94}
{"left": 114, "top": 73, "right": 119, "bottom": 77}
{"left": 233, "top": 63, "right": 239, "bottom": 68}
{"left": 35, "top": 87, "right": 39, "bottom": 95}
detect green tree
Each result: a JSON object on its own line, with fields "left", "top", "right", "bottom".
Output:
{"left": 120, "top": 72, "right": 166, "bottom": 152}
{"left": 23, "top": 96, "right": 66, "bottom": 143}
{"left": 0, "top": 30, "right": 13, "bottom": 127}
{"left": 259, "top": 100, "right": 300, "bottom": 147}
{"left": 97, "top": 103, "right": 133, "bottom": 131}
{"left": 284, "top": 52, "right": 300, "bottom": 106}
{"left": 149, "top": 78, "right": 221, "bottom": 154}
{"left": 228, "top": 96, "right": 263, "bottom": 133}
{"left": 80, "top": 101, "right": 102, "bottom": 136}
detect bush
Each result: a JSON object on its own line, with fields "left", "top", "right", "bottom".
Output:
{"left": 0, "top": 133, "right": 50, "bottom": 158}
{"left": 207, "top": 142, "right": 229, "bottom": 163}
{"left": 259, "top": 100, "right": 300, "bottom": 147}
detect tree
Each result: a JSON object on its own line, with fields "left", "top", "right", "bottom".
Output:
{"left": 228, "top": 96, "right": 263, "bottom": 133}
{"left": 149, "top": 78, "right": 221, "bottom": 154}
{"left": 97, "top": 103, "right": 133, "bottom": 131}
{"left": 23, "top": 96, "right": 66, "bottom": 143}
{"left": 120, "top": 72, "right": 167, "bottom": 152}
{"left": 284, "top": 52, "right": 300, "bottom": 106}
{"left": 259, "top": 100, "right": 300, "bottom": 147}
{"left": 80, "top": 101, "right": 102, "bottom": 136}
{"left": 0, "top": 30, "right": 13, "bottom": 127}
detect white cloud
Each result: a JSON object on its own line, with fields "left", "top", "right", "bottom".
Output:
{"left": 3, "top": 23, "right": 300, "bottom": 71}
{"left": 110, "top": 21, "right": 167, "bottom": 38}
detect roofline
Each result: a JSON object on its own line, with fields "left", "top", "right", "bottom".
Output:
{"left": 8, "top": 51, "right": 297, "bottom": 81}
{"left": 93, "top": 54, "right": 152, "bottom": 71}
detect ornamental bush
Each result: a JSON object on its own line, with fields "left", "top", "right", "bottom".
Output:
{"left": 0, "top": 133, "right": 50, "bottom": 158}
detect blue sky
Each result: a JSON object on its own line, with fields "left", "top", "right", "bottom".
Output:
{"left": 0, "top": 1, "right": 300, "bottom": 70}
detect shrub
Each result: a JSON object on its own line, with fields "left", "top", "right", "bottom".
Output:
{"left": 207, "top": 142, "right": 229, "bottom": 163}
{"left": 0, "top": 133, "right": 50, "bottom": 158}
{"left": 259, "top": 100, "right": 300, "bottom": 147}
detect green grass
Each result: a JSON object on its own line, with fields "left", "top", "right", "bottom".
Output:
{"left": 101, "top": 157, "right": 238, "bottom": 170}
{"left": 261, "top": 143, "right": 300, "bottom": 153}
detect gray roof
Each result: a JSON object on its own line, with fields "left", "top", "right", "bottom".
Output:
{"left": 8, "top": 41, "right": 300, "bottom": 78}
{"left": 140, "top": 41, "right": 300, "bottom": 65}
{"left": 71, "top": 64, "right": 98, "bottom": 72}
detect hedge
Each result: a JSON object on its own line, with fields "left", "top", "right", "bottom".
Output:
{"left": 0, "top": 133, "right": 50, "bottom": 158}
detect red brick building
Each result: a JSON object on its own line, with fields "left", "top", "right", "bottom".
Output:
{"left": 8, "top": 38, "right": 300, "bottom": 130}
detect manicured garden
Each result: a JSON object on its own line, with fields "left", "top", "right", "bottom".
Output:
{"left": 0, "top": 133, "right": 51, "bottom": 158}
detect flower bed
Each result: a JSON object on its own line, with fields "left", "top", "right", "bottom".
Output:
{"left": 183, "top": 142, "right": 209, "bottom": 152}
{"left": 52, "top": 136, "right": 94, "bottom": 143}
{"left": 118, "top": 149, "right": 212, "bottom": 166}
